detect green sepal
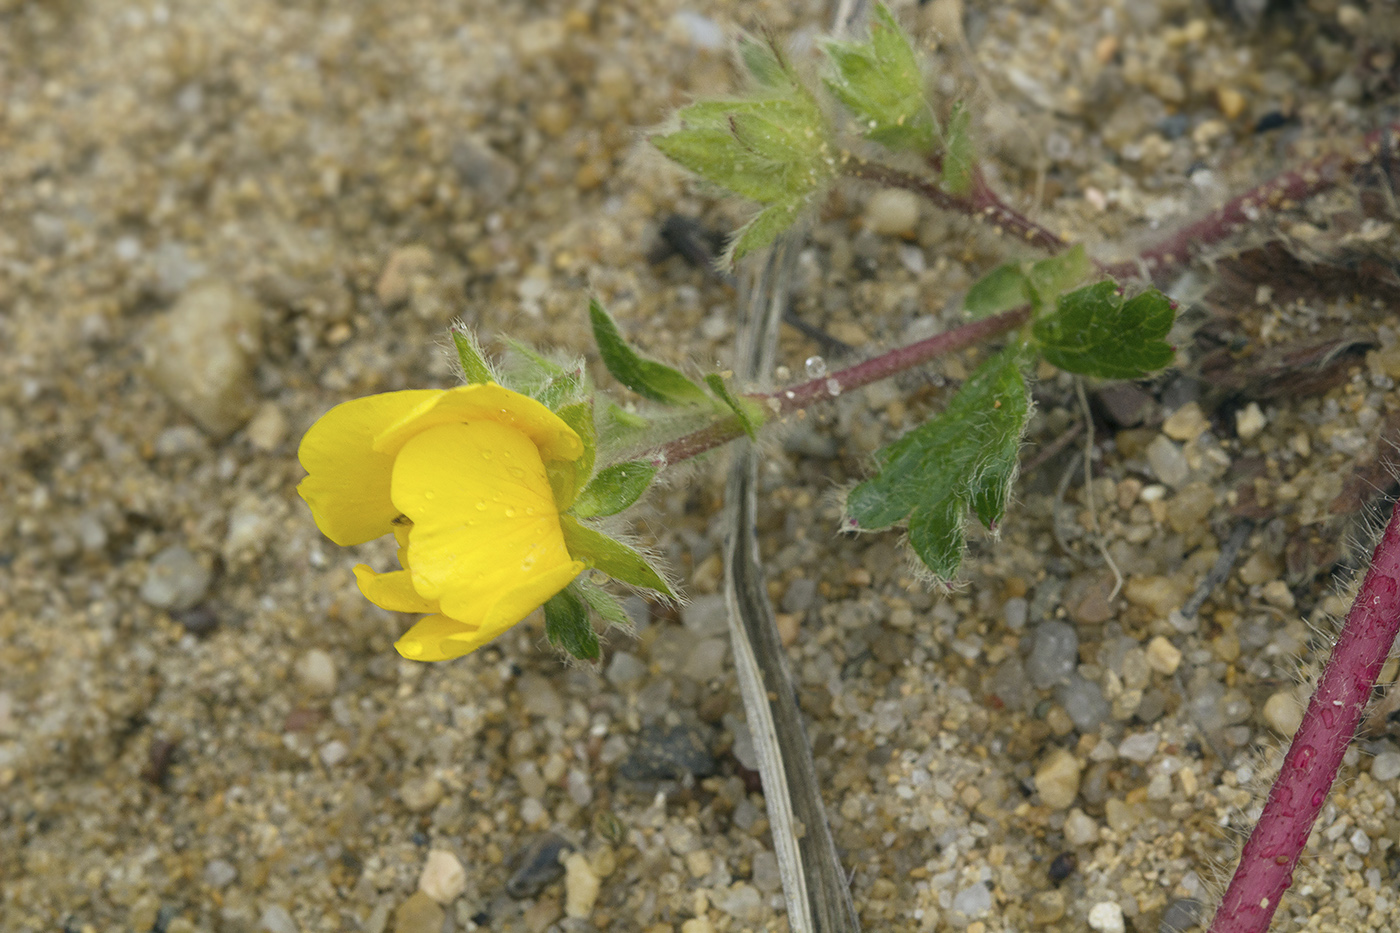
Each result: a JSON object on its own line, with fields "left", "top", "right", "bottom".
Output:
{"left": 845, "top": 347, "right": 1030, "bottom": 580}
{"left": 739, "top": 33, "right": 789, "bottom": 89}
{"left": 544, "top": 584, "right": 599, "bottom": 661}
{"left": 560, "top": 515, "right": 675, "bottom": 598}
{"left": 939, "top": 101, "right": 974, "bottom": 195}
{"left": 964, "top": 263, "right": 1029, "bottom": 319}
{"left": 450, "top": 325, "right": 496, "bottom": 385}
{"left": 727, "top": 199, "right": 806, "bottom": 263}
{"left": 547, "top": 401, "right": 597, "bottom": 511}
{"left": 703, "top": 373, "right": 763, "bottom": 439}
{"left": 822, "top": 3, "right": 935, "bottom": 153}
{"left": 501, "top": 338, "right": 584, "bottom": 408}
{"left": 589, "top": 299, "right": 710, "bottom": 406}
{"left": 1032, "top": 280, "right": 1175, "bottom": 380}
{"left": 577, "top": 580, "right": 635, "bottom": 631}
{"left": 1026, "top": 245, "right": 1091, "bottom": 310}
{"left": 572, "top": 461, "right": 658, "bottom": 518}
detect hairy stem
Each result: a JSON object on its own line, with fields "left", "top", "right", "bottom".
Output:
{"left": 1106, "top": 123, "right": 1400, "bottom": 283}
{"left": 1208, "top": 500, "right": 1400, "bottom": 933}
{"left": 648, "top": 305, "right": 1031, "bottom": 465}
{"left": 844, "top": 159, "right": 1066, "bottom": 254}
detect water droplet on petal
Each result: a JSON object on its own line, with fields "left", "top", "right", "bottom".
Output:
{"left": 505, "top": 507, "right": 517, "bottom": 518}
{"left": 804, "top": 355, "right": 827, "bottom": 378}
{"left": 481, "top": 449, "right": 493, "bottom": 460}
{"left": 475, "top": 500, "right": 487, "bottom": 511}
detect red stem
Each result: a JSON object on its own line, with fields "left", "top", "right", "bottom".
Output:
{"left": 647, "top": 305, "right": 1031, "bottom": 465}
{"left": 1208, "top": 500, "right": 1400, "bottom": 933}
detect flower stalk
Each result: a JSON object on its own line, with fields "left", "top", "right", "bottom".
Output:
{"left": 1208, "top": 499, "right": 1400, "bottom": 933}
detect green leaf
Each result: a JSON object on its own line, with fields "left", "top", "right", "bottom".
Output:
{"left": 547, "top": 401, "right": 597, "bottom": 510}
{"left": 652, "top": 126, "right": 793, "bottom": 204}
{"left": 544, "top": 585, "right": 599, "bottom": 661}
{"left": 572, "top": 461, "right": 658, "bottom": 518}
{"left": 845, "top": 347, "right": 1030, "bottom": 579}
{"left": 739, "top": 33, "right": 789, "bottom": 89}
{"left": 822, "top": 3, "right": 935, "bottom": 153}
{"left": 703, "top": 373, "right": 764, "bottom": 439}
{"left": 1031, "top": 281, "right": 1176, "bottom": 379}
{"left": 560, "top": 515, "right": 675, "bottom": 598}
{"left": 726, "top": 200, "right": 803, "bottom": 263}
{"left": 964, "top": 264, "right": 1029, "bottom": 319}
{"left": 589, "top": 299, "right": 710, "bottom": 406}
{"left": 939, "top": 101, "right": 974, "bottom": 195}
{"left": 450, "top": 325, "right": 496, "bottom": 385}
{"left": 577, "top": 581, "right": 635, "bottom": 630}
{"left": 1026, "top": 244, "right": 1091, "bottom": 309}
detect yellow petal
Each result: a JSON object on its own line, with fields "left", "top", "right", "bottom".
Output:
{"left": 353, "top": 565, "right": 440, "bottom": 614}
{"left": 297, "top": 390, "right": 443, "bottom": 546}
{"left": 392, "top": 560, "right": 583, "bottom": 661}
{"left": 393, "top": 613, "right": 483, "bottom": 662}
{"left": 372, "top": 383, "right": 583, "bottom": 464}
{"left": 390, "top": 421, "right": 581, "bottom": 624}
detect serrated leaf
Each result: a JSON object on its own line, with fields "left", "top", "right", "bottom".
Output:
{"left": 577, "top": 581, "right": 635, "bottom": 630}
{"left": 547, "top": 401, "right": 596, "bottom": 510}
{"left": 822, "top": 3, "right": 935, "bottom": 153}
{"left": 964, "top": 264, "right": 1029, "bottom": 319}
{"left": 1032, "top": 281, "right": 1175, "bottom": 380}
{"left": 1026, "top": 244, "right": 1091, "bottom": 309}
{"left": 572, "top": 461, "right": 658, "bottom": 518}
{"left": 652, "top": 126, "right": 792, "bottom": 203}
{"left": 726, "top": 199, "right": 805, "bottom": 263}
{"left": 560, "top": 515, "right": 675, "bottom": 598}
{"left": 450, "top": 326, "right": 495, "bottom": 385}
{"left": 703, "top": 373, "right": 764, "bottom": 439}
{"left": 544, "top": 585, "right": 599, "bottom": 661}
{"left": 940, "top": 101, "right": 974, "bottom": 195}
{"left": 845, "top": 348, "right": 1030, "bottom": 579}
{"left": 589, "top": 299, "right": 710, "bottom": 406}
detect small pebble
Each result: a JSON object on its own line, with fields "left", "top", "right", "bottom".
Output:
{"left": 1263, "top": 691, "right": 1304, "bottom": 737}
{"left": 400, "top": 776, "right": 444, "bottom": 813}
{"left": 1261, "top": 580, "right": 1295, "bottom": 610}
{"left": 204, "top": 859, "right": 237, "bottom": 889}
{"left": 1063, "top": 571, "right": 1116, "bottom": 626}
{"left": 618, "top": 723, "right": 717, "bottom": 780}
{"left": 1235, "top": 402, "right": 1266, "bottom": 440}
{"left": 144, "top": 279, "right": 264, "bottom": 438}
{"left": 1160, "top": 898, "right": 1204, "bottom": 933}
{"left": 140, "top": 545, "right": 212, "bottom": 612}
{"left": 681, "top": 919, "right": 715, "bottom": 933}
{"left": 1063, "top": 808, "right": 1098, "bottom": 846}
{"left": 1026, "top": 621, "right": 1078, "bottom": 689}
{"left": 1144, "top": 636, "right": 1182, "bottom": 675}
{"left": 245, "top": 401, "right": 288, "bottom": 451}
{"left": 605, "top": 651, "right": 648, "bottom": 688}
{"left": 681, "top": 593, "right": 729, "bottom": 637}
{"left": 260, "top": 905, "right": 299, "bottom": 933}
{"left": 1056, "top": 676, "right": 1110, "bottom": 732}
{"left": 418, "top": 850, "right": 467, "bottom": 904}
{"left": 684, "top": 849, "right": 713, "bottom": 879}
{"left": 713, "top": 882, "right": 763, "bottom": 922}
{"left": 1029, "top": 889, "right": 1065, "bottom": 926}
{"left": 1118, "top": 731, "right": 1159, "bottom": 762}
{"left": 864, "top": 189, "right": 920, "bottom": 237}
{"left": 1162, "top": 402, "right": 1208, "bottom": 441}
{"left": 506, "top": 834, "right": 573, "bottom": 899}
{"left": 318, "top": 740, "right": 349, "bottom": 767}
{"left": 1034, "top": 747, "right": 1082, "bottom": 809}
{"left": 951, "top": 882, "right": 992, "bottom": 917}
{"left": 1088, "top": 900, "right": 1125, "bottom": 933}
{"left": 1146, "top": 435, "right": 1190, "bottom": 487}
{"left": 296, "top": 649, "right": 338, "bottom": 696}
{"left": 1371, "top": 750, "right": 1400, "bottom": 781}
{"left": 392, "top": 892, "right": 444, "bottom": 933}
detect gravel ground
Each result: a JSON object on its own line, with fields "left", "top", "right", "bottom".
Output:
{"left": 5, "top": 1, "right": 1400, "bottom": 932}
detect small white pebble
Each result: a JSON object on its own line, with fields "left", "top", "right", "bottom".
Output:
{"left": 297, "top": 649, "right": 338, "bottom": 696}
{"left": 563, "top": 852, "right": 601, "bottom": 918}
{"left": 1118, "top": 731, "right": 1160, "bottom": 763}
{"left": 864, "top": 189, "right": 920, "bottom": 237}
{"left": 418, "top": 850, "right": 467, "bottom": 904}
{"left": 1235, "top": 402, "right": 1266, "bottom": 440}
{"left": 1261, "top": 580, "right": 1295, "bottom": 610}
{"left": 1064, "top": 808, "right": 1098, "bottom": 846}
{"left": 1088, "top": 900, "right": 1126, "bottom": 933}
{"left": 1371, "top": 750, "right": 1400, "bottom": 782}
{"left": 1162, "top": 402, "right": 1208, "bottom": 441}
{"left": 318, "top": 740, "right": 349, "bottom": 767}
{"left": 1263, "top": 691, "right": 1304, "bottom": 738}
{"left": 1034, "top": 748, "right": 1082, "bottom": 809}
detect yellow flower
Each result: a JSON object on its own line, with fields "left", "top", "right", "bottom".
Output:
{"left": 297, "top": 383, "right": 586, "bottom": 661}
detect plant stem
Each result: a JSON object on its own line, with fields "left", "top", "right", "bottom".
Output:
{"left": 648, "top": 305, "right": 1031, "bottom": 466}
{"left": 844, "top": 159, "right": 1067, "bottom": 254}
{"left": 1105, "top": 123, "right": 1400, "bottom": 284}
{"left": 1207, "top": 499, "right": 1400, "bottom": 933}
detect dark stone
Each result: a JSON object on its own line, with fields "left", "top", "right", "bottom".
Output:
{"left": 1159, "top": 897, "right": 1204, "bottom": 933}
{"left": 617, "top": 723, "right": 717, "bottom": 781}
{"left": 174, "top": 605, "right": 219, "bottom": 637}
{"left": 504, "top": 833, "right": 574, "bottom": 899}
{"left": 1047, "top": 851, "right": 1077, "bottom": 884}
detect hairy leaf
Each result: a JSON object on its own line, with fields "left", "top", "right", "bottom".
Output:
{"left": 822, "top": 3, "right": 935, "bottom": 152}
{"left": 450, "top": 326, "right": 496, "bottom": 385}
{"left": 577, "top": 581, "right": 635, "bottom": 630}
{"left": 572, "top": 461, "right": 658, "bottom": 518}
{"left": 845, "top": 348, "right": 1030, "bottom": 579}
{"left": 940, "top": 101, "right": 974, "bottom": 195}
{"left": 544, "top": 585, "right": 599, "bottom": 661}
{"left": 1032, "top": 281, "right": 1175, "bottom": 379}
{"left": 964, "top": 264, "right": 1029, "bottom": 319}
{"left": 703, "top": 373, "right": 764, "bottom": 439}
{"left": 560, "top": 516, "right": 675, "bottom": 598}
{"left": 589, "top": 299, "right": 710, "bottom": 406}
